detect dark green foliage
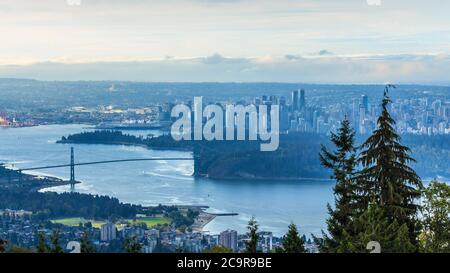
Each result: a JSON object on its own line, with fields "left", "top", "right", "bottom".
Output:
{"left": 50, "top": 230, "right": 64, "bottom": 253}
{"left": 319, "top": 205, "right": 416, "bottom": 253}
{"left": 195, "top": 133, "right": 331, "bottom": 179}
{"left": 352, "top": 205, "right": 416, "bottom": 253}
{"left": 80, "top": 232, "right": 96, "bottom": 253}
{"left": 9, "top": 246, "right": 34, "bottom": 253}
{"left": 59, "top": 130, "right": 192, "bottom": 151}
{"left": 245, "top": 217, "right": 259, "bottom": 253}
{"left": 281, "top": 223, "right": 306, "bottom": 253}
{"left": 203, "top": 245, "right": 234, "bottom": 253}
{"left": 0, "top": 189, "right": 138, "bottom": 219}
{"left": 123, "top": 236, "right": 142, "bottom": 253}
{"left": 0, "top": 238, "right": 7, "bottom": 253}
{"left": 37, "top": 232, "right": 49, "bottom": 253}
{"left": 373, "top": 134, "right": 450, "bottom": 178}
{"left": 163, "top": 207, "right": 198, "bottom": 229}
{"left": 166, "top": 208, "right": 198, "bottom": 229}
{"left": 54, "top": 127, "right": 450, "bottom": 181}
{"left": 419, "top": 181, "right": 450, "bottom": 253}
{"left": 357, "top": 85, "right": 422, "bottom": 246}
{"left": 58, "top": 131, "right": 332, "bottom": 180}
{"left": 319, "top": 117, "right": 358, "bottom": 252}
{"left": 60, "top": 130, "right": 143, "bottom": 144}
{"left": 320, "top": 86, "right": 424, "bottom": 253}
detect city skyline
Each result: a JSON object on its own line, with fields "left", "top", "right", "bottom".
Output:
{"left": 1, "top": 1, "right": 450, "bottom": 258}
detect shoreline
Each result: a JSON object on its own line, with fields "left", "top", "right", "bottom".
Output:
{"left": 56, "top": 141, "right": 332, "bottom": 182}
{"left": 2, "top": 165, "right": 230, "bottom": 233}
{"left": 57, "top": 140, "right": 192, "bottom": 152}
{"left": 200, "top": 175, "right": 334, "bottom": 182}
{"left": 3, "top": 167, "right": 81, "bottom": 192}
{"left": 191, "top": 212, "right": 217, "bottom": 232}
{"left": 192, "top": 211, "right": 239, "bottom": 232}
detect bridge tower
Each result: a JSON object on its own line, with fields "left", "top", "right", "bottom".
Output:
{"left": 70, "top": 147, "right": 75, "bottom": 190}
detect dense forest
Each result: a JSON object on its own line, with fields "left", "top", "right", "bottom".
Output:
{"left": 0, "top": 186, "right": 139, "bottom": 220}
{"left": 193, "top": 133, "right": 332, "bottom": 180}
{"left": 193, "top": 133, "right": 450, "bottom": 180}
{"left": 314, "top": 88, "right": 450, "bottom": 253}
{"left": 402, "top": 135, "right": 450, "bottom": 178}
{"left": 0, "top": 166, "right": 198, "bottom": 227}
{"left": 58, "top": 130, "right": 192, "bottom": 150}
{"left": 59, "top": 130, "right": 332, "bottom": 179}
{"left": 58, "top": 130, "right": 450, "bottom": 180}
{"left": 354, "top": 134, "right": 450, "bottom": 179}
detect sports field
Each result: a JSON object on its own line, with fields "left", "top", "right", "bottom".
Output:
{"left": 51, "top": 216, "right": 170, "bottom": 229}
{"left": 50, "top": 217, "right": 106, "bottom": 229}
{"left": 129, "top": 216, "right": 170, "bottom": 228}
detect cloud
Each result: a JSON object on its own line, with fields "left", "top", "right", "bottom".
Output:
{"left": 1, "top": 53, "right": 449, "bottom": 84}
{"left": 318, "top": 50, "right": 333, "bottom": 56}
{"left": 366, "top": 0, "right": 382, "bottom": 6}
{"left": 0, "top": 0, "right": 449, "bottom": 67}
{"left": 284, "top": 54, "right": 303, "bottom": 61}
{"left": 199, "top": 53, "right": 249, "bottom": 65}
{"left": 201, "top": 53, "right": 228, "bottom": 64}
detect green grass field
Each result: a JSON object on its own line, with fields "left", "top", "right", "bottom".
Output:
{"left": 51, "top": 216, "right": 170, "bottom": 229}
{"left": 129, "top": 216, "right": 170, "bottom": 228}
{"left": 50, "top": 217, "right": 106, "bottom": 229}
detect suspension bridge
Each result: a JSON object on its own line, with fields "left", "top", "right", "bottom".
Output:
{"left": 15, "top": 147, "right": 194, "bottom": 190}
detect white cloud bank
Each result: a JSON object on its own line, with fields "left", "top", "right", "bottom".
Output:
{"left": 0, "top": 0, "right": 449, "bottom": 83}
{"left": 1, "top": 53, "right": 449, "bottom": 84}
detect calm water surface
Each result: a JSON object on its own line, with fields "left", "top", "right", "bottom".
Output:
{"left": 0, "top": 124, "right": 334, "bottom": 236}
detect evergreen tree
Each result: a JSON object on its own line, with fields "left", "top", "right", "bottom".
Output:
{"left": 319, "top": 117, "right": 358, "bottom": 252}
{"left": 357, "top": 85, "right": 422, "bottom": 246}
{"left": 0, "top": 238, "right": 7, "bottom": 253}
{"left": 50, "top": 230, "right": 64, "bottom": 253}
{"left": 353, "top": 205, "right": 416, "bottom": 253}
{"left": 10, "top": 246, "right": 33, "bottom": 253}
{"left": 124, "top": 236, "right": 142, "bottom": 253}
{"left": 37, "top": 232, "right": 49, "bottom": 253}
{"left": 203, "top": 245, "right": 233, "bottom": 253}
{"left": 419, "top": 181, "right": 450, "bottom": 253}
{"left": 245, "top": 217, "right": 259, "bottom": 253}
{"left": 80, "top": 232, "right": 96, "bottom": 253}
{"left": 281, "top": 223, "right": 306, "bottom": 253}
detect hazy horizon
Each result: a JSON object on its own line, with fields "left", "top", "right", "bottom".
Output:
{"left": 1, "top": 77, "right": 450, "bottom": 87}
{"left": 1, "top": 0, "right": 449, "bottom": 83}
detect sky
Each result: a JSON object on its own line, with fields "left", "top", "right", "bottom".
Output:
{"left": 0, "top": 0, "right": 449, "bottom": 83}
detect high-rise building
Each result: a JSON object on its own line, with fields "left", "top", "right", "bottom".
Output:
{"left": 292, "top": 90, "right": 299, "bottom": 111}
{"left": 361, "top": 95, "right": 369, "bottom": 113}
{"left": 101, "top": 222, "right": 117, "bottom": 242}
{"left": 299, "top": 89, "right": 306, "bottom": 109}
{"left": 219, "top": 230, "right": 238, "bottom": 252}
{"left": 313, "top": 110, "right": 319, "bottom": 131}
{"left": 280, "top": 105, "right": 290, "bottom": 132}
{"left": 359, "top": 104, "right": 366, "bottom": 134}
{"left": 290, "top": 119, "right": 299, "bottom": 131}
{"left": 351, "top": 99, "right": 359, "bottom": 126}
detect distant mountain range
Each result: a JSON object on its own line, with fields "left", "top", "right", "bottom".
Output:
{"left": 1, "top": 78, "right": 449, "bottom": 110}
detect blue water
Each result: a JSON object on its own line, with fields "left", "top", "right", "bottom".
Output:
{"left": 0, "top": 124, "right": 334, "bottom": 236}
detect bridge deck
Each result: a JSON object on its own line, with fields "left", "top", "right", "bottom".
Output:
{"left": 19, "top": 158, "right": 194, "bottom": 171}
